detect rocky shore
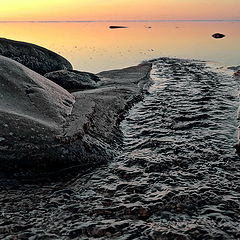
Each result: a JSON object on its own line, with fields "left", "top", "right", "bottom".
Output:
{"left": 0, "top": 37, "right": 152, "bottom": 175}
{"left": 1, "top": 39, "right": 240, "bottom": 240}
{"left": 0, "top": 38, "right": 155, "bottom": 239}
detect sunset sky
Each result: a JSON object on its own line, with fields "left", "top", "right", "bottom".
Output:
{"left": 0, "top": 0, "right": 239, "bottom": 21}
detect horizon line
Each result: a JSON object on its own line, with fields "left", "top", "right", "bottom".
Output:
{"left": 0, "top": 19, "right": 240, "bottom": 23}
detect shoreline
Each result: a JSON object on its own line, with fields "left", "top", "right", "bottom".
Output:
{"left": 1, "top": 36, "right": 239, "bottom": 176}
{"left": 0, "top": 53, "right": 153, "bottom": 176}
{"left": 1, "top": 49, "right": 240, "bottom": 239}
{"left": 54, "top": 62, "right": 153, "bottom": 174}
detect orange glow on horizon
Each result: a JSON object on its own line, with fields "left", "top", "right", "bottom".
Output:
{"left": 0, "top": 0, "right": 239, "bottom": 21}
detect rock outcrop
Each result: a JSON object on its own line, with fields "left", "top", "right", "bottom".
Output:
{"left": 44, "top": 70, "right": 100, "bottom": 91}
{"left": 0, "top": 38, "right": 73, "bottom": 75}
{"left": 212, "top": 33, "right": 225, "bottom": 39}
{"left": 0, "top": 54, "right": 152, "bottom": 173}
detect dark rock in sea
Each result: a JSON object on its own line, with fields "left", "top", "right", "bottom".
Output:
{"left": 0, "top": 38, "right": 73, "bottom": 75}
{"left": 109, "top": 26, "right": 128, "bottom": 29}
{"left": 212, "top": 33, "right": 225, "bottom": 39}
{"left": 44, "top": 70, "right": 100, "bottom": 91}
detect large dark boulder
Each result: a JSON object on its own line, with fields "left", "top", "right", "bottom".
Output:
{"left": 0, "top": 56, "right": 113, "bottom": 173}
{"left": 0, "top": 55, "right": 75, "bottom": 171}
{"left": 44, "top": 70, "right": 100, "bottom": 91}
{"left": 0, "top": 38, "right": 73, "bottom": 75}
{"left": 0, "top": 55, "right": 152, "bottom": 174}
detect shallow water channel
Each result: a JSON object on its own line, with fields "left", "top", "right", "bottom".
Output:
{"left": 119, "top": 58, "right": 240, "bottom": 239}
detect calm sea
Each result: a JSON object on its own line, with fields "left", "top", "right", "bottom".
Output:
{"left": 0, "top": 21, "right": 239, "bottom": 72}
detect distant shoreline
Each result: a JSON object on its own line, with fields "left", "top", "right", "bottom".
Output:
{"left": 0, "top": 19, "right": 240, "bottom": 23}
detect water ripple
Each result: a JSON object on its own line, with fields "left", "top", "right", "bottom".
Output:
{"left": 118, "top": 58, "right": 240, "bottom": 239}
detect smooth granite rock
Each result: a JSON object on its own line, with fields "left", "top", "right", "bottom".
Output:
{"left": 0, "top": 55, "right": 75, "bottom": 171}
{"left": 0, "top": 38, "right": 73, "bottom": 75}
{"left": 0, "top": 54, "right": 152, "bottom": 173}
{"left": 44, "top": 70, "right": 100, "bottom": 91}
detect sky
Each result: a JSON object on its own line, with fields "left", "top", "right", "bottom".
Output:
{"left": 0, "top": 0, "right": 239, "bottom": 21}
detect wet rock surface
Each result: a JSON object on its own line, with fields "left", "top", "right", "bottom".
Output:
{"left": 1, "top": 58, "right": 240, "bottom": 239}
{"left": 0, "top": 38, "right": 73, "bottom": 75}
{"left": 0, "top": 56, "right": 152, "bottom": 172}
{"left": 0, "top": 55, "right": 75, "bottom": 171}
{"left": 44, "top": 70, "right": 100, "bottom": 91}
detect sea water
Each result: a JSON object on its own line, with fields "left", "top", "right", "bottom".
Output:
{"left": 0, "top": 21, "right": 239, "bottom": 72}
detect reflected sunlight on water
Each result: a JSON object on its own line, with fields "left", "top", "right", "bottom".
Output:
{"left": 0, "top": 22, "right": 239, "bottom": 72}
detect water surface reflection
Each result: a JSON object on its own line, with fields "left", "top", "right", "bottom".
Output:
{"left": 0, "top": 22, "right": 239, "bottom": 72}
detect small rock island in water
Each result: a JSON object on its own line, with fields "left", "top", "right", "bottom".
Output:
{"left": 212, "top": 33, "right": 226, "bottom": 39}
